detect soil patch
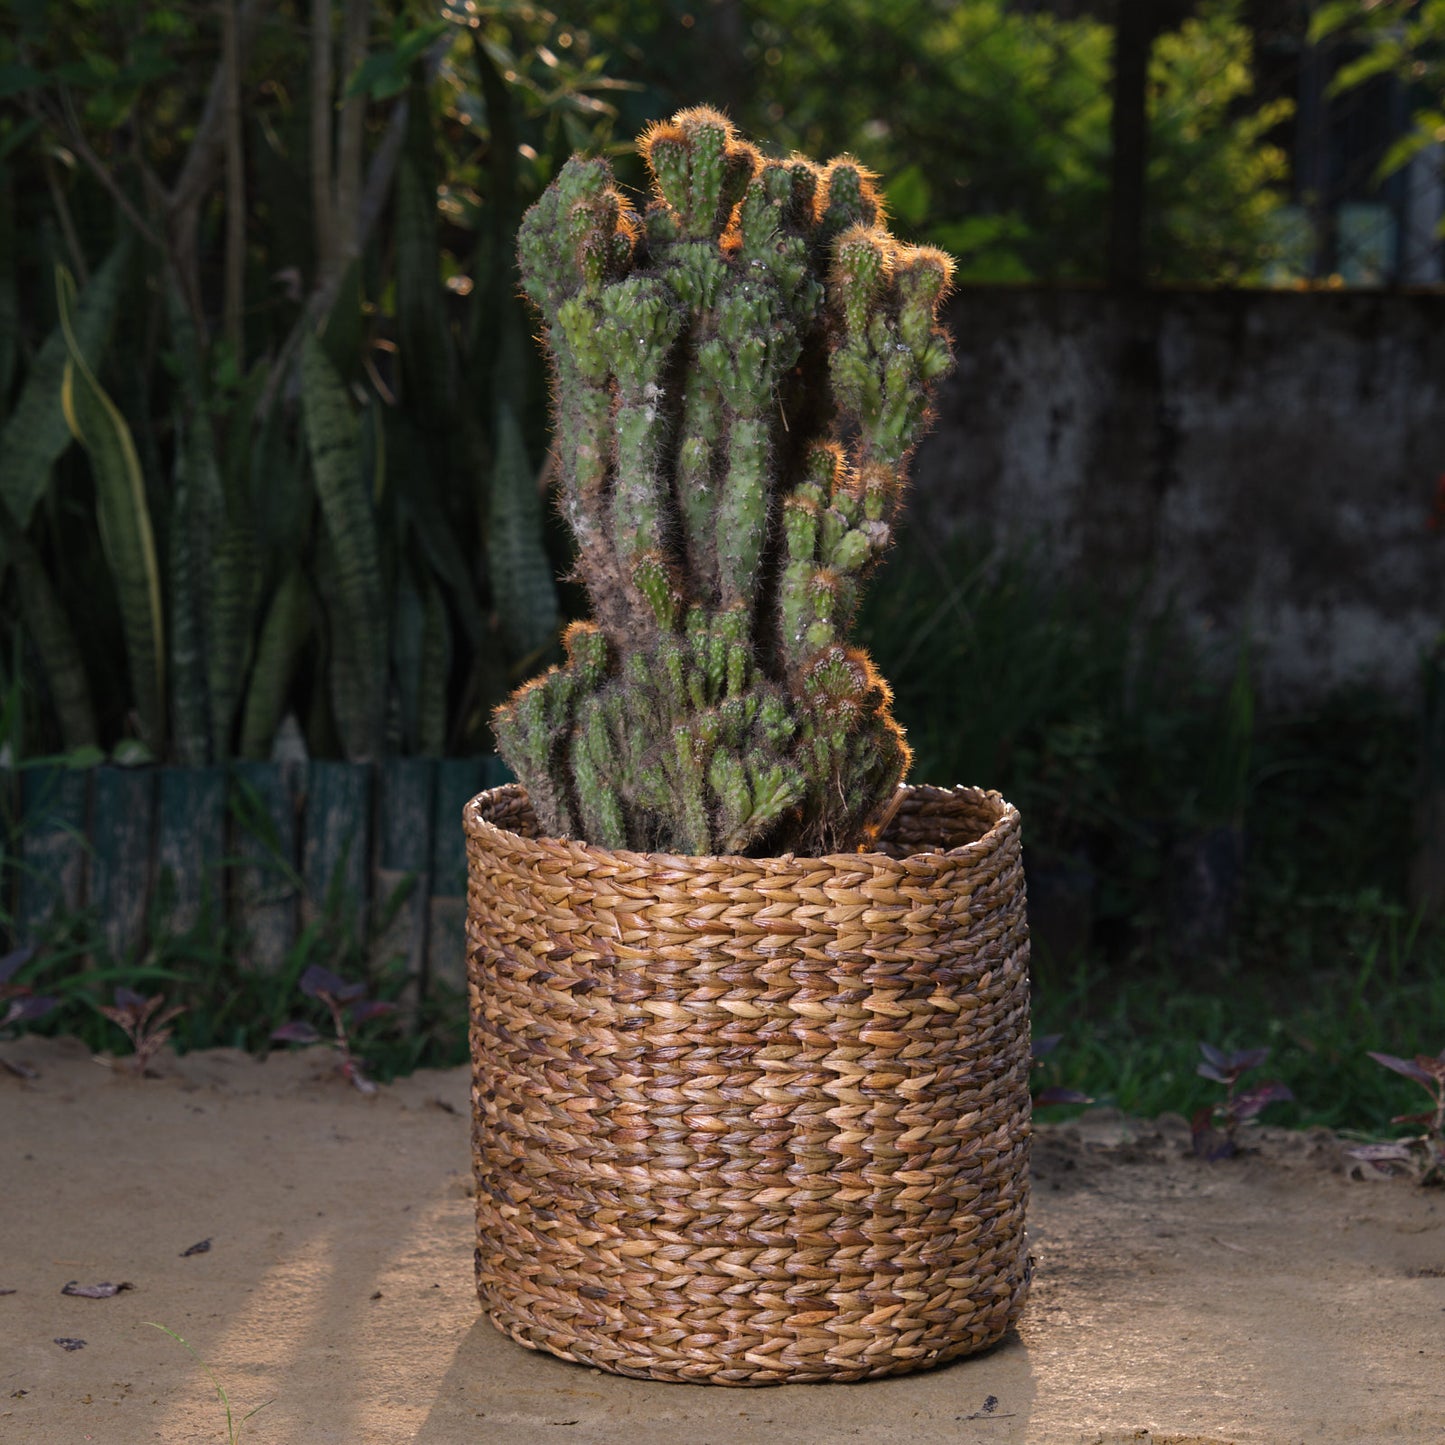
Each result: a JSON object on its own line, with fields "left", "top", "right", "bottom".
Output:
{"left": 1, "top": 1036, "right": 1441, "bottom": 1443}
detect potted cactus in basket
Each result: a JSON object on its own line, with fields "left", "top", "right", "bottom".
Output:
{"left": 466, "top": 108, "right": 1032, "bottom": 1386}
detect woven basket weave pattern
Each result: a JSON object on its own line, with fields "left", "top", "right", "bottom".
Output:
{"left": 465, "top": 783, "right": 1031, "bottom": 1385}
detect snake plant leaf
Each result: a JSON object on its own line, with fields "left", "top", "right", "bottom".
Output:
{"left": 301, "top": 331, "right": 387, "bottom": 761}
{"left": 305, "top": 530, "right": 346, "bottom": 758}
{"left": 164, "top": 269, "right": 208, "bottom": 415}
{"left": 207, "top": 506, "right": 261, "bottom": 760}
{"left": 251, "top": 385, "right": 315, "bottom": 582}
{"left": 392, "top": 558, "right": 452, "bottom": 757}
{"left": 394, "top": 153, "right": 456, "bottom": 421}
{"left": 392, "top": 88, "right": 473, "bottom": 665}
{"left": 487, "top": 395, "right": 559, "bottom": 663}
{"left": 239, "top": 563, "right": 312, "bottom": 760}
{"left": 0, "top": 497, "right": 98, "bottom": 749}
{"left": 0, "top": 166, "right": 16, "bottom": 409}
{"left": 319, "top": 258, "right": 364, "bottom": 380}
{"left": 1, "top": 236, "right": 131, "bottom": 527}
{"left": 392, "top": 558, "right": 424, "bottom": 754}
{"left": 467, "top": 31, "right": 523, "bottom": 381}
{"left": 387, "top": 411, "right": 483, "bottom": 647}
{"left": 361, "top": 386, "right": 387, "bottom": 508}
{"left": 114, "top": 338, "right": 166, "bottom": 529}
{"left": 57, "top": 264, "right": 166, "bottom": 756}
{"left": 165, "top": 276, "right": 218, "bottom": 763}
{"left": 222, "top": 357, "right": 271, "bottom": 500}
{"left": 164, "top": 274, "right": 262, "bottom": 765}
{"left": 417, "top": 571, "right": 451, "bottom": 757}
{"left": 168, "top": 408, "right": 216, "bottom": 766}
{"left": 414, "top": 489, "right": 483, "bottom": 647}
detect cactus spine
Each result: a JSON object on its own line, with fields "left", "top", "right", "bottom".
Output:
{"left": 493, "top": 107, "right": 955, "bottom": 856}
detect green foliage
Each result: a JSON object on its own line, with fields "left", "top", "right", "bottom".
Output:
{"left": 0, "top": 237, "right": 130, "bottom": 529}
{"left": 0, "top": 511, "right": 97, "bottom": 750}
{"left": 854, "top": 533, "right": 1443, "bottom": 1127}
{"left": 857, "top": 535, "right": 1204, "bottom": 863}
{"left": 1032, "top": 912, "right": 1445, "bottom": 1131}
{"left": 1313, "top": 0, "right": 1445, "bottom": 194}
{"left": 857, "top": 532, "right": 1423, "bottom": 947}
{"left": 301, "top": 334, "right": 387, "bottom": 762}
{"left": 0, "top": 2, "right": 628, "bottom": 764}
{"left": 0, "top": 2, "right": 1299, "bottom": 765}
{"left": 591, "top": 0, "right": 1290, "bottom": 284}
{"left": 493, "top": 109, "right": 955, "bottom": 855}
{"left": 1147, "top": 7, "right": 1294, "bottom": 284}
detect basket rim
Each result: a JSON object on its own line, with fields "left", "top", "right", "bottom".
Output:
{"left": 463, "top": 780, "right": 1019, "bottom": 873}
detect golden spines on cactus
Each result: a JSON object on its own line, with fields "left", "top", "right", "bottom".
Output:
{"left": 493, "top": 108, "right": 955, "bottom": 855}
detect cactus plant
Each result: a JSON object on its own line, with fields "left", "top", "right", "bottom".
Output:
{"left": 492, "top": 107, "right": 955, "bottom": 856}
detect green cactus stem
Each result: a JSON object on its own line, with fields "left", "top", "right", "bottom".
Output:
{"left": 493, "top": 107, "right": 955, "bottom": 856}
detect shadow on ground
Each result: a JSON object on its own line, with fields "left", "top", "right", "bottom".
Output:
{"left": 1, "top": 1039, "right": 1441, "bottom": 1444}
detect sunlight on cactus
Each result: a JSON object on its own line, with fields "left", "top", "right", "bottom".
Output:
{"left": 492, "top": 106, "right": 956, "bottom": 856}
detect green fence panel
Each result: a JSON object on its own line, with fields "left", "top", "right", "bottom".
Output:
{"left": 373, "top": 757, "right": 435, "bottom": 992}
{"left": 89, "top": 765, "right": 157, "bottom": 960}
{"left": 302, "top": 760, "right": 373, "bottom": 935}
{"left": 10, "top": 752, "right": 508, "bottom": 996}
{"left": 155, "top": 766, "right": 227, "bottom": 935}
{"left": 229, "top": 760, "right": 301, "bottom": 973}
{"left": 14, "top": 765, "right": 90, "bottom": 941}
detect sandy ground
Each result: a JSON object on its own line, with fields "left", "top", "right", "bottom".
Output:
{"left": 0, "top": 1035, "right": 1441, "bottom": 1445}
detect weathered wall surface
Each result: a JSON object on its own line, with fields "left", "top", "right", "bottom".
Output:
{"left": 912, "top": 287, "right": 1445, "bottom": 705}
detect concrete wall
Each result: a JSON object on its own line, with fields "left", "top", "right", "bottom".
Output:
{"left": 912, "top": 287, "right": 1445, "bottom": 705}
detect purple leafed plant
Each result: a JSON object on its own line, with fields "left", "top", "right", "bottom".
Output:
{"left": 1192, "top": 1042, "right": 1294, "bottom": 1160}
{"left": 0, "top": 946, "right": 56, "bottom": 1032}
{"left": 99, "top": 988, "right": 185, "bottom": 1076}
{"left": 1030, "top": 1032, "right": 1094, "bottom": 1109}
{"left": 270, "top": 965, "right": 396, "bottom": 1095}
{"left": 1347, "top": 1049, "right": 1445, "bottom": 1185}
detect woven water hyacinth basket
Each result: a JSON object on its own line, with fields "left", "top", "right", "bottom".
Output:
{"left": 464, "top": 782, "right": 1032, "bottom": 1385}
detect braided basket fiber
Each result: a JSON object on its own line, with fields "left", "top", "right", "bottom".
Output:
{"left": 465, "top": 782, "right": 1031, "bottom": 1385}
